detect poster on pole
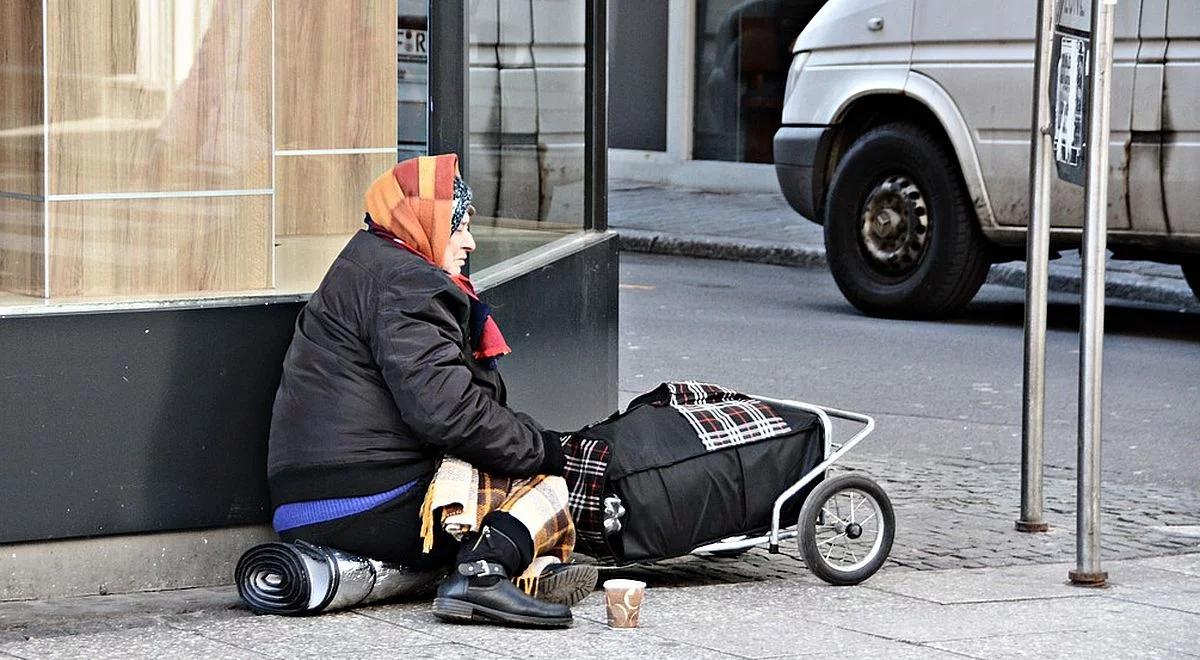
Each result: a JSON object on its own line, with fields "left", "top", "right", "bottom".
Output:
{"left": 1051, "top": 0, "right": 1092, "bottom": 186}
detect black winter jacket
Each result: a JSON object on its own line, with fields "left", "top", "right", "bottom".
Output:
{"left": 267, "top": 230, "right": 563, "bottom": 506}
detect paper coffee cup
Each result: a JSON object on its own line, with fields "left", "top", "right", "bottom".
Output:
{"left": 603, "top": 579, "right": 646, "bottom": 629}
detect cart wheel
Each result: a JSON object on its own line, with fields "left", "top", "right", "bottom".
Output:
{"left": 798, "top": 473, "right": 894, "bottom": 586}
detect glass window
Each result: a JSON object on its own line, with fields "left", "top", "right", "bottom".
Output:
{"left": 0, "top": 0, "right": 589, "bottom": 310}
{"left": 270, "top": 0, "right": 404, "bottom": 295}
{"left": 0, "top": 0, "right": 412, "bottom": 308}
{"left": 397, "top": 0, "right": 429, "bottom": 161}
{"left": 692, "top": 0, "right": 826, "bottom": 163}
{"left": 467, "top": 0, "right": 587, "bottom": 272}
{"left": 608, "top": 0, "right": 668, "bottom": 152}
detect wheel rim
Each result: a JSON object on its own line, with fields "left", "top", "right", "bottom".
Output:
{"left": 858, "top": 174, "right": 930, "bottom": 277}
{"left": 813, "top": 487, "right": 886, "bottom": 573}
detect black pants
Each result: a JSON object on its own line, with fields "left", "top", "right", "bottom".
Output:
{"left": 279, "top": 477, "right": 459, "bottom": 571}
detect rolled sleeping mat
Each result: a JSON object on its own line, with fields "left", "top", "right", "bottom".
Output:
{"left": 235, "top": 540, "right": 443, "bottom": 615}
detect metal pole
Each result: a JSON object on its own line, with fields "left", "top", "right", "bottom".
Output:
{"left": 428, "top": 0, "right": 469, "bottom": 273}
{"left": 584, "top": 0, "right": 609, "bottom": 232}
{"left": 1070, "top": 0, "right": 1116, "bottom": 588}
{"left": 1017, "top": 0, "right": 1057, "bottom": 534}
{"left": 428, "top": 0, "right": 469, "bottom": 177}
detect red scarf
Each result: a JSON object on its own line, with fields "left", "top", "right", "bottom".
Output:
{"left": 449, "top": 273, "right": 512, "bottom": 364}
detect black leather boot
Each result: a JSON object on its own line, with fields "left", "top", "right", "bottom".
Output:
{"left": 531, "top": 563, "right": 598, "bottom": 607}
{"left": 432, "top": 525, "right": 572, "bottom": 628}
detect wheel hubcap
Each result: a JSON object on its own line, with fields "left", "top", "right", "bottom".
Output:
{"left": 860, "top": 175, "right": 929, "bottom": 276}
{"left": 814, "top": 488, "right": 886, "bottom": 573}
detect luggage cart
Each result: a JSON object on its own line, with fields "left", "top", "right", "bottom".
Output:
{"left": 691, "top": 396, "right": 894, "bottom": 586}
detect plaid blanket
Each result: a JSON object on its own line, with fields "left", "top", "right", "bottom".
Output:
{"left": 560, "top": 434, "right": 611, "bottom": 544}
{"left": 666, "top": 381, "right": 793, "bottom": 451}
{"left": 667, "top": 381, "right": 741, "bottom": 405}
{"left": 419, "top": 457, "right": 575, "bottom": 584}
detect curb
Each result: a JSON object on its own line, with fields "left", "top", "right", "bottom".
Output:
{"left": 616, "top": 229, "right": 1198, "bottom": 310}
{"left": 616, "top": 229, "right": 825, "bottom": 269}
{"left": 985, "top": 263, "right": 1198, "bottom": 310}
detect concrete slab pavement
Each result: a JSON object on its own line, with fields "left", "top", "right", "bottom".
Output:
{"left": 610, "top": 180, "right": 1200, "bottom": 312}
{"left": 3, "top": 554, "right": 1198, "bottom": 658}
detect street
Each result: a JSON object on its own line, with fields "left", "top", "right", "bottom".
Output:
{"left": 620, "top": 252, "right": 1199, "bottom": 488}
{"left": 615, "top": 252, "right": 1200, "bottom": 576}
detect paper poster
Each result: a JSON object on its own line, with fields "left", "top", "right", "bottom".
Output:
{"left": 1052, "top": 34, "right": 1089, "bottom": 185}
{"left": 1050, "top": 2, "right": 1094, "bottom": 187}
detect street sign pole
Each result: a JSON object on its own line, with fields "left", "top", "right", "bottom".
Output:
{"left": 1070, "top": 0, "right": 1117, "bottom": 588}
{"left": 1017, "top": 0, "right": 1058, "bottom": 535}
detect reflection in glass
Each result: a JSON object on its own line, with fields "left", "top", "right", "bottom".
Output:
{"left": 0, "top": 1, "right": 592, "bottom": 305}
{"left": 48, "top": 196, "right": 270, "bottom": 298}
{"left": 1, "top": 1, "right": 412, "bottom": 305}
{"left": 467, "top": 0, "right": 586, "bottom": 272}
{"left": 273, "top": 151, "right": 397, "bottom": 294}
{"left": 274, "top": 0, "right": 397, "bottom": 151}
{"left": 48, "top": 0, "right": 272, "bottom": 194}
{"left": 397, "top": 0, "right": 429, "bottom": 160}
{"left": 0, "top": 198, "right": 44, "bottom": 305}
{"left": 693, "top": 0, "right": 825, "bottom": 163}
{"left": 0, "top": 1, "right": 43, "bottom": 199}
{"left": 272, "top": 0, "right": 407, "bottom": 294}
{"left": 0, "top": 2, "right": 44, "bottom": 305}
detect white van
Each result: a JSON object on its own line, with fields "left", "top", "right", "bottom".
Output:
{"left": 773, "top": 0, "right": 1199, "bottom": 317}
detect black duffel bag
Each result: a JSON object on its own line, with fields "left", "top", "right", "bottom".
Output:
{"left": 563, "top": 382, "right": 825, "bottom": 562}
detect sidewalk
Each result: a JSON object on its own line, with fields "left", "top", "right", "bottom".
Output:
{"left": 610, "top": 180, "right": 1200, "bottom": 312}
{"left": 2, "top": 553, "right": 1198, "bottom": 658}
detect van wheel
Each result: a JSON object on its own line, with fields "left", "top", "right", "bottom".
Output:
{"left": 1183, "top": 261, "right": 1200, "bottom": 301}
{"left": 824, "top": 123, "right": 991, "bottom": 318}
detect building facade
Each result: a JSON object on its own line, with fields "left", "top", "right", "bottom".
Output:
{"left": 608, "top": 0, "right": 825, "bottom": 191}
{"left": 0, "top": 0, "right": 615, "bottom": 600}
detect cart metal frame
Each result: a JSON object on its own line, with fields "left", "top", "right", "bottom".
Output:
{"left": 690, "top": 396, "right": 876, "bottom": 556}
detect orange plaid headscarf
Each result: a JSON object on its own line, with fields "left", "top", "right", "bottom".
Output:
{"left": 363, "top": 154, "right": 512, "bottom": 365}
{"left": 363, "top": 154, "right": 461, "bottom": 265}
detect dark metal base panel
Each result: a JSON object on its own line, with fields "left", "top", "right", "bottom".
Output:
{"left": 484, "top": 238, "right": 619, "bottom": 431}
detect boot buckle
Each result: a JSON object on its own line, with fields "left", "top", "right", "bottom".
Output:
{"left": 458, "top": 559, "right": 506, "bottom": 577}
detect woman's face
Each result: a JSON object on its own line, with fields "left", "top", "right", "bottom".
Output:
{"left": 441, "top": 207, "right": 476, "bottom": 276}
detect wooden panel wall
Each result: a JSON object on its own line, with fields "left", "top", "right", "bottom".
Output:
{"left": 0, "top": 2, "right": 45, "bottom": 298}
{"left": 48, "top": 196, "right": 270, "bottom": 298}
{"left": 4, "top": 1, "right": 400, "bottom": 300}
{"left": 274, "top": 0, "right": 397, "bottom": 237}
{"left": 274, "top": 0, "right": 397, "bottom": 150}
{"left": 275, "top": 152, "right": 395, "bottom": 236}
{"left": 0, "top": 198, "right": 44, "bottom": 298}
{"left": 0, "top": 1, "right": 44, "bottom": 198}
{"left": 46, "top": 0, "right": 271, "bottom": 195}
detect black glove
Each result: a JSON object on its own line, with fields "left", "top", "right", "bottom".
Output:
{"left": 537, "top": 430, "right": 567, "bottom": 476}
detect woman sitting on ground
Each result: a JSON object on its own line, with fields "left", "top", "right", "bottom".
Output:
{"left": 266, "top": 154, "right": 595, "bottom": 628}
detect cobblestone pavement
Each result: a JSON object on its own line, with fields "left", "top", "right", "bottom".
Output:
{"left": 598, "top": 454, "right": 1200, "bottom": 587}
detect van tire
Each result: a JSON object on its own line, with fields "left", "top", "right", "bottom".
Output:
{"left": 823, "top": 122, "right": 991, "bottom": 318}
{"left": 1183, "top": 261, "right": 1200, "bottom": 301}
